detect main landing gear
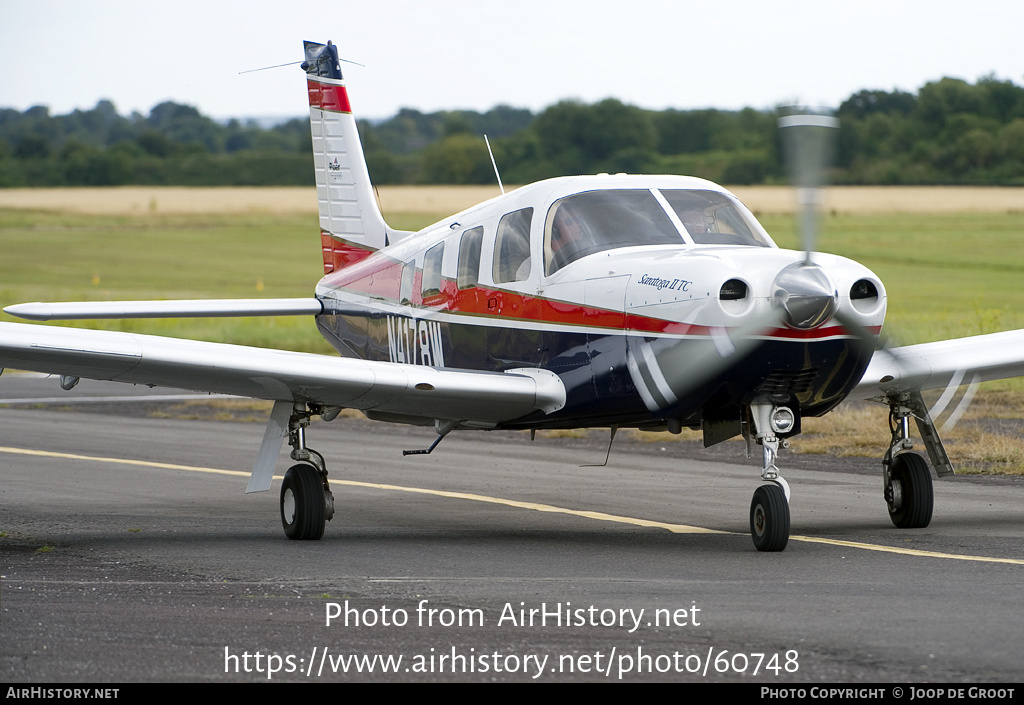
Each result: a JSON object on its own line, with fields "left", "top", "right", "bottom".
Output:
{"left": 279, "top": 404, "right": 335, "bottom": 540}
{"left": 882, "top": 395, "right": 937, "bottom": 529}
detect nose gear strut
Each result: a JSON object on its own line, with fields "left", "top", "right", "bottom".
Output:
{"left": 745, "top": 398, "right": 794, "bottom": 551}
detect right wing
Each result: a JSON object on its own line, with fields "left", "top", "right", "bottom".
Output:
{"left": 0, "top": 322, "right": 565, "bottom": 425}
{"left": 4, "top": 298, "right": 323, "bottom": 320}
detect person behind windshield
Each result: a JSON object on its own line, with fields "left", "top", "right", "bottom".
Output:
{"left": 549, "top": 203, "right": 586, "bottom": 271}
{"left": 677, "top": 209, "right": 708, "bottom": 238}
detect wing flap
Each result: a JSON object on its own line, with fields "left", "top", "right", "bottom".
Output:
{"left": 0, "top": 323, "right": 565, "bottom": 425}
{"left": 852, "top": 330, "right": 1024, "bottom": 401}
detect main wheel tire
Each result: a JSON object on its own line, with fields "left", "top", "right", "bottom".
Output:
{"left": 750, "top": 483, "right": 790, "bottom": 552}
{"left": 886, "top": 453, "right": 933, "bottom": 529}
{"left": 280, "top": 463, "right": 327, "bottom": 540}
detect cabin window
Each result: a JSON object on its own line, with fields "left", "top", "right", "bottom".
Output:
{"left": 421, "top": 242, "right": 445, "bottom": 300}
{"left": 660, "top": 189, "right": 770, "bottom": 247}
{"left": 493, "top": 208, "right": 533, "bottom": 284}
{"left": 399, "top": 262, "right": 415, "bottom": 304}
{"left": 544, "top": 190, "right": 681, "bottom": 275}
{"left": 457, "top": 226, "right": 483, "bottom": 289}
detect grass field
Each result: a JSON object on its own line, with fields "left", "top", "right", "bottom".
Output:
{"left": 1, "top": 186, "right": 1023, "bottom": 471}
{"left": 2, "top": 184, "right": 1023, "bottom": 216}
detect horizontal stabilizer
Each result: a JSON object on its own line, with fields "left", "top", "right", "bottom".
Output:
{"left": 4, "top": 298, "right": 323, "bottom": 321}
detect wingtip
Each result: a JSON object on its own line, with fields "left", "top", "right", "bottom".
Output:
{"left": 3, "top": 303, "right": 51, "bottom": 321}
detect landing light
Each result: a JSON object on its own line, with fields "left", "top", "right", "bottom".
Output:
{"left": 770, "top": 406, "right": 796, "bottom": 434}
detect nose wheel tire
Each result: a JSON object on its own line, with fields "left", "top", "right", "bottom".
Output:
{"left": 280, "top": 463, "right": 327, "bottom": 540}
{"left": 886, "top": 453, "right": 933, "bottom": 529}
{"left": 750, "top": 483, "right": 790, "bottom": 552}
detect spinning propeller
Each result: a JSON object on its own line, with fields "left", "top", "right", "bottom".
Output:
{"left": 776, "top": 111, "right": 841, "bottom": 328}
{"left": 671, "top": 110, "right": 973, "bottom": 432}
{"left": 779, "top": 112, "right": 977, "bottom": 434}
{"left": 663, "top": 111, "right": 846, "bottom": 402}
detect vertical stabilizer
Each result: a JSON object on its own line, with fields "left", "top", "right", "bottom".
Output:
{"left": 303, "top": 41, "right": 404, "bottom": 272}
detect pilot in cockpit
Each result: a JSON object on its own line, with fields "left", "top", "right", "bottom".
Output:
{"left": 677, "top": 209, "right": 709, "bottom": 238}
{"left": 549, "top": 203, "right": 586, "bottom": 270}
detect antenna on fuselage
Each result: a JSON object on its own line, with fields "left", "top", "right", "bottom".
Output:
{"left": 484, "top": 135, "right": 505, "bottom": 195}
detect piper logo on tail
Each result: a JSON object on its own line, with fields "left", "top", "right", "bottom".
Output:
{"left": 386, "top": 315, "right": 445, "bottom": 367}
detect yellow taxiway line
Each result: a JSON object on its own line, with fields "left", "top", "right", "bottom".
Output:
{"left": 2, "top": 445, "right": 1021, "bottom": 565}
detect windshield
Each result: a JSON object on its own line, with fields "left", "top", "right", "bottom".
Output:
{"left": 660, "top": 189, "right": 770, "bottom": 247}
{"left": 544, "top": 190, "right": 683, "bottom": 275}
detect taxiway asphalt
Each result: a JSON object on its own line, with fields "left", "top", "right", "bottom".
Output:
{"left": 1, "top": 376, "right": 1022, "bottom": 682}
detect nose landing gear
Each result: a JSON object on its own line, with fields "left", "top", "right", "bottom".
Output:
{"left": 747, "top": 399, "right": 795, "bottom": 552}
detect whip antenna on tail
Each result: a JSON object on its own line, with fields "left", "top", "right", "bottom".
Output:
{"left": 240, "top": 57, "right": 364, "bottom": 75}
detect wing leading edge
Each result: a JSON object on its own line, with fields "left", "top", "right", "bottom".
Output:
{"left": 0, "top": 322, "right": 565, "bottom": 424}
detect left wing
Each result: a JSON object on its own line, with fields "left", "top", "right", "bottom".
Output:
{"left": 852, "top": 329, "right": 1024, "bottom": 401}
{"left": 850, "top": 329, "right": 1024, "bottom": 477}
{"left": 0, "top": 322, "right": 565, "bottom": 424}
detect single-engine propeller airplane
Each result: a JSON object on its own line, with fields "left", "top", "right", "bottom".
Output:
{"left": 3, "top": 41, "right": 1024, "bottom": 551}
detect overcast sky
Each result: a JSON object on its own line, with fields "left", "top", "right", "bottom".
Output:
{"left": 3, "top": 1, "right": 1023, "bottom": 121}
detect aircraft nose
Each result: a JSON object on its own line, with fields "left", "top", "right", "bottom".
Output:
{"left": 771, "top": 262, "right": 838, "bottom": 329}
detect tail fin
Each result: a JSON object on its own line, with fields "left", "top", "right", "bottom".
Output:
{"left": 303, "top": 41, "right": 407, "bottom": 272}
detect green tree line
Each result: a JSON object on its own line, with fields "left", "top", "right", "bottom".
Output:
{"left": 3, "top": 75, "right": 1023, "bottom": 187}
{"left": 0, "top": 100, "right": 313, "bottom": 187}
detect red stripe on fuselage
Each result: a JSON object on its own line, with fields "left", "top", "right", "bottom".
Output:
{"left": 307, "top": 79, "right": 352, "bottom": 113}
{"left": 318, "top": 256, "right": 879, "bottom": 340}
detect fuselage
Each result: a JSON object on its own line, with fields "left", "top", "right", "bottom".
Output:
{"left": 312, "top": 175, "right": 886, "bottom": 433}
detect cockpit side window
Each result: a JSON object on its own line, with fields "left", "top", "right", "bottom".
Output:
{"left": 421, "top": 242, "right": 444, "bottom": 301}
{"left": 457, "top": 226, "right": 484, "bottom": 290}
{"left": 544, "top": 190, "right": 682, "bottom": 276}
{"left": 399, "top": 262, "right": 415, "bottom": 305}
{"left": 493, "top": 208, "right": 533, "bottom": 284}
{"left": 660, "top": 189, "right": 770, "bottom": 247}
